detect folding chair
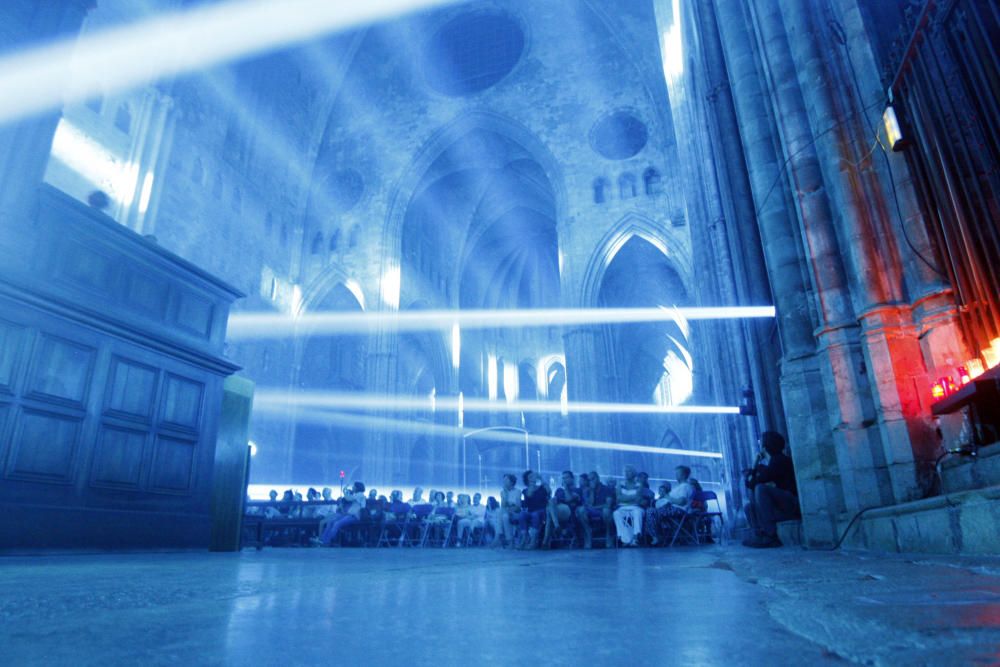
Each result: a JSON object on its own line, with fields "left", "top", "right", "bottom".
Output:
{"left": 401, "top": 503, "right": 434, "bottom": 547}
{"left": 376, "top": 502, "right": 411, "bottom": 547}
{"left": 669, "top": 490, "right": 723, "bottom": 546}
{"left": 420, "top": 507, "right": 456, "bottom": 547}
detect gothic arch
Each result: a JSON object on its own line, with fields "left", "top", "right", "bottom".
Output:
{"left": 301, "top": 267, "right": 368, "bottom": 314}
{"left": 579, "top": 212, "right": 692, "bottom": 308}
{"left": 382, "top": 111, "right": 568, "bottom": 306}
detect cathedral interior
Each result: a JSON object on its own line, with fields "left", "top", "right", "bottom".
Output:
{"left": 1, "top": 0, "right": 999, "bottom": 663}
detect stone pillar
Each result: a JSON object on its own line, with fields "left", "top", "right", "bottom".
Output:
{"left": 833, "top": 0, "right": 970, "bottom": 412}
{"left": 778, "top": 0, "right": 939, "bottom": 501}
{"left": 711, "top": 0, "right": 844, "bottom": 544}
{"left": 562, "top": 325, "right": 613, "bottom": 475}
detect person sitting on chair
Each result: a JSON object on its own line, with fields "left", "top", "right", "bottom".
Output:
{"left": 315, "top": 482, "right": 366, "bottom": 546}
{"left": 668, "top": 466, "right": 695, "bottom": 513}
{"left": 518, "top": 470, "right": 550, "bottom": 549}
{"left": 743, "top": 431, "right": 799, "bottom": 549}
{"left": 576, "top": 471, "right": 615, "bottom": 549}
{"left": 547, "top": 470, "right": 582, "bottom": 547}
{"left": 454, "top": 493, "right": 479, "bottom": 546}
{"left": 645, "top": 482, "right": 675, "bottom": 545}
{"left": 495, "top": 474, "right": 522, "bottom": 548}
{"left": 613, "top": 466, "right": 645, "bottom": 547}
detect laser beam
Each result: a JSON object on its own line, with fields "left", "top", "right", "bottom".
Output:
{"left": 228, "top": 305, "right": 775, "bottom": 338}
{"left": 0, "top": 0, "right": 462, "bottom": 125}
{"left": 255, "top": 406, "right": 725, "bottom": 460}
{"left": 254, "top": 389, "right": 741, "bottom": 415}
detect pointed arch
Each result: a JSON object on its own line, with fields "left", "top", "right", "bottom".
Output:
{"left": 579, "top": 212, "right": 692, "bottom": 308}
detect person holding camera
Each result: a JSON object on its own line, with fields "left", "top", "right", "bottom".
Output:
{"left": 743, "top": 431, "right": 799, "bottom": 548}
{"left": 314, "top": 481, "right": 366, "bottom": 546}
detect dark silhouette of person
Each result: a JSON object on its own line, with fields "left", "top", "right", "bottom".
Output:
{"left": 743, "top": 431, "right": 799, "bottom": 548}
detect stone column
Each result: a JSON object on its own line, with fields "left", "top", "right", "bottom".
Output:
{"left": 562, "top": 325, "right": 614, "bottom": 475}
{"left": 833, "top": 0, "right": 969, "bottom": 424}
{"left": 710, "top": 0, "right": 847, "bottom": 543}
{"left": 778, "top": 0, "right": 939, "bottom": 501}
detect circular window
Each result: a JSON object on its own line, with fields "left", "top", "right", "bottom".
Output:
{"left": 424, "top": 12, "right": 525, "bottom": 96}
{"left": 590, "top": 111, "right": 648, "bottom": 160}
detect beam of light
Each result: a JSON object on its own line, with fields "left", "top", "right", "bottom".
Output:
{"left": 259, "top": 406, "right": 724, "bottom": 459}
{"left": 253, "top": 388, "right": 742, "bottom": 415}
{"left": 47, "top": 120, "right": 139, "bottom": 207}
{"left": 0, "top": 0, "right": 463, "bottom": 125}
{"left": 487, "top": 353, "right": 498, "bottom": 401}
{"left": 503, "top": 362, "right": 518, "bottom": 404}
{"left": 451, "top": 323, "right": 461, "bottom": 370}
{"left": 228, "top": 305, "right": 776, "bottom": 338}
{"left": 661, "top": 0, "right": 684, "bottom": 85}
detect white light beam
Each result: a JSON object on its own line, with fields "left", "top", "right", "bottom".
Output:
{"left": 229, "top": 305, "right": 776, "bottom": 338}
{"left": 0, "top": 0, "right": 462, "bottom": 125}
{"left": 267, "top": 407, "right": 724, "bottom": 460}
{"left": 254, "top": 389, "right": 741, "bottom": 415}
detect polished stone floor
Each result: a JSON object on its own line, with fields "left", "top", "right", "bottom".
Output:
{"left": 1, "top": 546, "right": 998, "bottom": 666}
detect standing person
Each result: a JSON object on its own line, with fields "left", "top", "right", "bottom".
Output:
{"left": 518, "top": 470, "right": 549, "bottom": 549}
{"left": 576, "top": 471, "right": 615, "bottom": 549}
{"left": 495, "top": 474, "right": 521, "bottom": 548}
{"left": 743, "top": 431, "right": 799, "bottom": 548}
{"left": 613, "top": 466, "right": 645, "bottom": 547}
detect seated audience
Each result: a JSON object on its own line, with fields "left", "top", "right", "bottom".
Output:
{"left": 454, "top": 493, "right": 479, "bottom": 545}
{"left": 409, "top": 487, "right": 424, "bottom": 505}
{"left": 743, "top": 431, "right": 800, "bottom": 548}
{"left": 548, "top": 470, "right": 582, "bottom": 545}
{"left": 637, "top": 472, "right": 656, "bottom": 509}
{"left": 518, "top": 470, "right": 550, "bottom": 549}
{"left": 315, "top": 482, "right": 366, "bottom": 546}
{"left": 645, "top": 482, "right": 675, "bottom": 544}
{"left": 495, "top": 474, "right": 522, "bottom": 548}
{"left": 483, "top": 496, "right": 498, "bottom": 543}
{"left": 576, "top": 471, "right": 615, "bottom": 549}
{"left": 613, "top": 465, "right": 645, "bottom": 547}
{"left": 668, "top": 466, "right": 695, "bottom": 512}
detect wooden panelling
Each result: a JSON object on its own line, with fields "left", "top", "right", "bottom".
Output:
{"left": 104, "top": 356, "right": 159, "bottom": 421}
{"left": 91, "top": 425, "right": 147, "bottom": 489}
{"left": 174, "top": 292, "right": 214, "bottom": 338}
{"left": 125, "top": 271, "right": 169, "bottom": 320}
{"left": 56, "top": 238, "right": 116, "bottom": 295}
{"left": 0, "top": 187, "right": 242, "bottom": 548}
{"left": 0, "top": 320, "right": 24, "bottom": 395}
{"left": 149, "top": 435, "right": 196, "bottom": 492}
{"left": 161, "top": 373, "right": 204, "bottom": 430}
{"left": 26, "top": 334, "right": 95, "bottom": 406}
{"left": 6, "top": 408, "right": 81, "bottom": 482}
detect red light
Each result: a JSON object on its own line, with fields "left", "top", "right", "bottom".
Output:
{"left": 931, "top": 382, "right": 945, "bottom": 400}
{"left": 958, "top": 366, "right": 971, "bottom": 385}
{"left": 339, "top": 470, "right": 345, "bottom": 478}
